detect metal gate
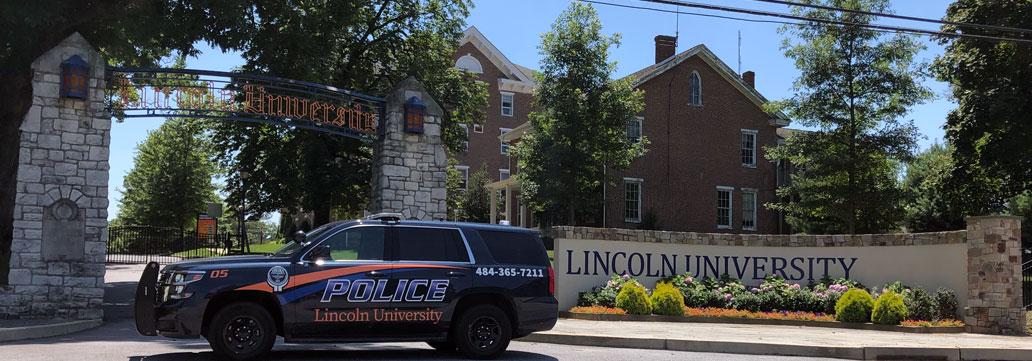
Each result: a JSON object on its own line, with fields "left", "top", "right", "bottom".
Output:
{"left": 106, "top": 225, "right": 233, "bottom": 264}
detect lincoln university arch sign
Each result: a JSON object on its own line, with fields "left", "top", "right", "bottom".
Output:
{"left": 106, "top": 67, "right": 384, "bottom": 140}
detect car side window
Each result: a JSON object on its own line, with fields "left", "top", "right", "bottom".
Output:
{"left": 396, "top": 227, "right": 469, "bottom": 263}
{"left": 321, "top": 226, "right": 385, "bottom": 261}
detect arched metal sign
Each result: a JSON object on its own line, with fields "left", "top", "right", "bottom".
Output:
{"left": 105, "top": 67, "right": 384, "bottom": 140}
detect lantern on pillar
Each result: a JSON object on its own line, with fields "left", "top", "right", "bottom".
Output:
{"left": 404, "top": 96, "right": 425, "bottom": 134}
{"left": 60, "top": 55, "right": 90, "bottom": 99}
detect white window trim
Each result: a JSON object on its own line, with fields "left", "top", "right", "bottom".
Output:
{"left": 500, "top": 91, "right": 515, "bottom": 117}
{"left": 459, "top": 124, "right": 469, "bottom": 152}
{"left": 741, "top": 129, "right": 758, "bottom": 168}
{"left": 499, "top": 169, "right": 510, "bottom": 181}
{"left": 717, "top": 186, "right": 734, "bottom": 230}
{"left": 473, "top": 124, "right": 484, "bottom": 133}
{"left": 624, "top": 177, "right": 644, "bottom": 223}
{"left": 690, "top": 71, "right": 703, "bottom": 106}
{"left": 499, "top": 128, "right": 512, "bottom": 155}
{"left": 741, "top": 188, "right": 758, "bottom": 231}
{"left": 628, "top": 116, "right": 644, "bottom": 143}
{"left": 455, "top": 165, "right": 469, "bottom": 191}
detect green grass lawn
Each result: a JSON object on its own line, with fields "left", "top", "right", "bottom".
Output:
{"left": 249, "top": 242, "right": 286, "bottom": 254}
{"left": 170, "top": 242, "right": 285, "bottom": 258}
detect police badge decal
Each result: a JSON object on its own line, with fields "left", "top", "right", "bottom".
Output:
{"left": 267, "top": 266, "right": 289, "bottom": 292}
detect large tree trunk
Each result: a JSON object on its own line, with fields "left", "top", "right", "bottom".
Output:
{"left": 0, "top": 66, "right": 36, "bottom": 285}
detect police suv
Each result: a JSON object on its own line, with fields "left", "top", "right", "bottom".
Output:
{"left": 133, "top": 214, "right": 558, "bottom": 360}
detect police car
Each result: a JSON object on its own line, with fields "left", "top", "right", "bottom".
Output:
{"left": 133, "top": 214, "right": 558, "bottom": 360}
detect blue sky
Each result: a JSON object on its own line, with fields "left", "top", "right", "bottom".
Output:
{"left": 107, "top": 0, "right": 956, "bottom": 221}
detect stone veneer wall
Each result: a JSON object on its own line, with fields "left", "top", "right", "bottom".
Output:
{"left": 368, "top": 77, "right": 448, "bottom": 220}
{"left": 549, "top": 215, "right": 1024, "bottom": 335}
{"left": 964, "top": 216, "right": 1025, "bottom": 335}
{"left": 0, "top": 33, "right": 109, "bottom": 319}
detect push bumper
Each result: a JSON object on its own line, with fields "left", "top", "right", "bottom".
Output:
{"left": 133, "top": 262, "right": 205, "bottom": 339}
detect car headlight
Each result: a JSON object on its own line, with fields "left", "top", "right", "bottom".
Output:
{"left": 165, "top": 271, "right": 204, "bottom": 300}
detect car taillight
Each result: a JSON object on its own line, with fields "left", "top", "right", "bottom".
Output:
{"left": 547, "top": 266, "right": 555, "bottom": 296}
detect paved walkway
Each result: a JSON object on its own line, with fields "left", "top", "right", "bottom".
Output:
{"left": 523, "top": 318, "right": 1032, "bottom": 360}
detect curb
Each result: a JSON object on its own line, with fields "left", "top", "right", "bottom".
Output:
{"left": 520, "top": 332, "right": 1032, "bottom": 360}
{"left": 0, "top": 319, "right": 103, "bottom": 342}
{"left": 561, "top": 312, "right": 966, "bottom": 333}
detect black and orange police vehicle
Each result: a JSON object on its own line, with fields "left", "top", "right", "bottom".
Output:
{"left": 133, "top": 214, "right": 557, "bottom": 360}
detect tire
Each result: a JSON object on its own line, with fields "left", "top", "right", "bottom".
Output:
{"left": 453, "top": 304, "right": 512, "bottom": 359}
{"left": 206, "top": 302, "right": 277, "bottom": 361}
{"left": 427, "top": 340, "right": 457, "bottom": 352}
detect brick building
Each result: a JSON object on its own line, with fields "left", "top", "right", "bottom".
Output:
{"left": 453, "top": 28, "right": 791, "bottom": 233}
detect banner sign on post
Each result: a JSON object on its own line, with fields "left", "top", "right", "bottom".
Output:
{"left": 196, "top": 214, "right": 217, "bottom": 239}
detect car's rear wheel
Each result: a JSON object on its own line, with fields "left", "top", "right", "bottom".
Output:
{"left": 207, "top": 302, "right": 276, "bottom": 361}
{"left": 427, "top": 340, "right": 457, "bottom": 352}
{"left": 453, "top": 304, "right": 512, "bottom": 359}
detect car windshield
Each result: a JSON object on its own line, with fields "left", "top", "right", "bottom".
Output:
{"left": 269, "top": 222, "right": 339, "bottom": 256}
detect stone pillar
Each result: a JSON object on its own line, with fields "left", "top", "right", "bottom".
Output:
{"left": 0, "top": 33, "right": 110, "bottom": 320}
{"left": 964, "top": 215, "right": 1025, "bottom": 335}
{"left": 369, "top": 77, "right": 447, "bottom": 220}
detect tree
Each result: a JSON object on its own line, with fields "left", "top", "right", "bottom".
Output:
{"left": 206, "top": 0, "right": 486, "bottom": 226}
{"left": 902, "top": 143, "right": 1004, "bottom": 232}
{"left": 458, "top": 168, "right": 492, "bottom": 223}
{"left": 933, "top": 0, "right": 1032, "bottom": 200}
{"left": 514, "top": 3, "right": 645, "bottom": 227}
{"left": 766, "top": 0, "right": 932, "bottom": 234}
{"left": 116, "top": 119, "right": 218, "bottom": 230}
{"left": 0, "top": 1, "right": 252, "bottom": 284}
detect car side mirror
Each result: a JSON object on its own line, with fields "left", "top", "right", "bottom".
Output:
{"left": 309, "top": 244, "right": 332, "bottom": 262}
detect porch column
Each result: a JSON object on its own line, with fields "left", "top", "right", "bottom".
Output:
{"left": 519, "top": 204, "right": 527, "bottom": 228}
{"left": 489, "top": 188, "right": 498, "bottom": 224}
{"left": 504, "top": 186, "right": 512, "bottom": 224}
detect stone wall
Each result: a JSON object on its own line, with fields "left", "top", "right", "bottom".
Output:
{"left": 0, "top": 33, "right": 109, "bottom": 320}
{"left": 964, "top": 216, "right": 1025, "bottom": 335}
{"left": 550, "top": 215, "right": 1025, "bottom": 335}
{"left": 368, "top": 77, "right": 448, "bottom": 220}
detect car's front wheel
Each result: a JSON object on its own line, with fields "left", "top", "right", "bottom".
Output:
{"left": 453, "top": 304, "right": 512, "bottom": 359}
{"left": 207, "top": 302, "right": 277, "bottom": 361}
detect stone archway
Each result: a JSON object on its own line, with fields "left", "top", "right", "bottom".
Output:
{"left": 0, "top": 33, "right": 447, "bottom": 320}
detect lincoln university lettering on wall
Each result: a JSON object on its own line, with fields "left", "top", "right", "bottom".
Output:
{"left": 564, "top": 251, "right": 858, "bottom": 282}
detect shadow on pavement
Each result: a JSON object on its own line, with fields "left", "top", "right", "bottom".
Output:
{"left": 128, "top": 349, "right": 557, "bottom": 361}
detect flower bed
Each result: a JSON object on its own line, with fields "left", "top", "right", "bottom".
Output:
{"left": 565, "top": 305, "right": 965, "bottom": 333}
{"left": 575, "top": 273, "right": 964, "bottom": 331}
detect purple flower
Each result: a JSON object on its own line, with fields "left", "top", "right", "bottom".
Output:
{"left": 790, "top": 283, "right": 801, "bottom": 290}
{"left": 686, "top": 276, "right": 694, "bottom": 283}
{"left": 750, "top": 287, "right": 760, "bottom": 293}
{"left": 724, "top": 293, "right": 733, "bottom": 301}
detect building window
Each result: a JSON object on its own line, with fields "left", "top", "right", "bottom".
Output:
{"left": 459, "top": 124, "right": 469, "bottom": 152}
{"left": 627, "top": 116, "right": 643, "bottom": 143}
{"left": 473, "top": 124, "right": 484, "bottom": 133}
{"left": 455, "top": 165, "right": 469, "bottom": 190}
{"left": 689, "top": 71, "right": 702, "bottom": 106}
{"left": 500, "top": 92, "right": 514, "bottom": 117}
{"left": 717, "top": 186, "right": 733, "bottom": 229}
{"left": 499, "top": 128, "right": 512, "bottom": 154}
{"left": 455, "top": 54, "right": 484, "bottom": 74}
{"left": 742, "top": 189, "right": 757, "bottom": 231}
{"left": 624, "top": 178, "right": 643, "bottom": 223}
{"left": 499, "top": 169, "right": 510, "bottom": 181}
{"left": 741, "top": 129, "right": 757, "bottom": 167}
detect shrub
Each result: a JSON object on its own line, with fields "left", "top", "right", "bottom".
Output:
{"left": 577, "top": 274, "right": 634, "bottom": 307}
{"left": 872, "top": 291, "right": 908, "bottom": 325}
{"left": 615, "top": 281, "right": 652, "bottom": 315}
{"left": 731, "top": 291, "right": 762, "bottom": 312}
{"left": 835, "top": 289, "right": 874, "bottom": 323}
{"left": 904, "top": 288, "right": 935, "bottom": 321}
{"left": 650, "top": 283, "right": 685, "bottom": 316}
{"left": 933, "top": 288, "right": 958, "bottom": 321}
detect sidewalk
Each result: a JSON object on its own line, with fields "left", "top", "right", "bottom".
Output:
{"left": 522, "top": 318, "right": 1032, "bottom": 360}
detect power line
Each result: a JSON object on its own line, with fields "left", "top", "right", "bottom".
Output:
{"left": 632, "top": 0, "right": 1032, "bottom": 45}
{"left": 580, "top": 0, "right": 803, "bottom": 26}
{"left": 751, "top": 0, "right": 1032, "bottom": 36}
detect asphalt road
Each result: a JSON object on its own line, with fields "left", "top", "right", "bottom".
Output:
{"left": 1, "top": 319, "right": 843, "bottom": 361}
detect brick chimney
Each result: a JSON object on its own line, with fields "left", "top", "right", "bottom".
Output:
{"left": 654, "top": 35, "right": 677, "bottom": 64}
{"left": 742, "top": 71, "right": 755, "bottom": 88}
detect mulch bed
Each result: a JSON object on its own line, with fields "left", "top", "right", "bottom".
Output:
{"left": 561, "top": 311, "right": 966, "bottom": 334}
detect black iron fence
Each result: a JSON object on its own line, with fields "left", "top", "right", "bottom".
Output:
{"left": 107, "top": 225, "right": 235, "bottom": 264}
{"left": 1023, "top": 248, "right": 1031, "bottom": 310}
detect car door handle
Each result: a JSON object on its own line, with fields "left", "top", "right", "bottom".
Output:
{"left": 367, "top": 270, "right": 386, "bottom": 278}
{"left": 447, "top": 271, "right": 466, "bottom": 278}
